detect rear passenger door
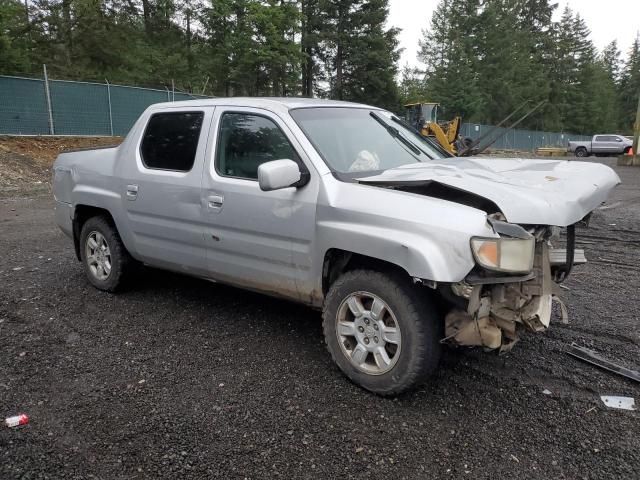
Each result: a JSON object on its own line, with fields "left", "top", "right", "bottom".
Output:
{"left": 119, "top": 107, "right": 214, "bottom": 275}
{"left": 201, "top": 107, "right": 314, "bottom": 300}
{"left": 592, "top": 136, "right": 607, "bottom": 154}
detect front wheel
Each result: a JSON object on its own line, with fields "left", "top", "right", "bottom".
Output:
{"left": 322, "top": 269, "right": 441, "bottom": 396}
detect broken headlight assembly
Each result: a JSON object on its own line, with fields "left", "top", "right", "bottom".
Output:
{"left": 470, "top": 236, "right": 535, "bottom": 273}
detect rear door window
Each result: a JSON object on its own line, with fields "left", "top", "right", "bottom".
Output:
{"left": 141, "top": 112, "right": 204, "bottom": 171}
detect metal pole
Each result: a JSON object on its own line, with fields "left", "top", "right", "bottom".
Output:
{"left": 201, "top": 76, "right": 210, "bottom": 96}
{"left": 43, "top": 64, "right": 54, "bottom": 135}
{"left": 633, "top": 91, "right": 640, "bottom": 165}
{"left": 165, "top": 86, "right": 170, "bottom": 101}
{"left": 172, "top": 79, "right": 175, "bottom": 102}
{"left": 106, "top": 79, "right": 114, "bottom": 136}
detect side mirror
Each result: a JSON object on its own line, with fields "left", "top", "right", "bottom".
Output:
{"left": 616, "top": 138, "right": 622, "bottom": 142}
{"left": 258, "top": 159, "right": 303, "bottom": 191}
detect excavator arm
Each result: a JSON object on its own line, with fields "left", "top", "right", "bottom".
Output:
{"left": 422, "top": 122, "right": 457, "bottom": 155}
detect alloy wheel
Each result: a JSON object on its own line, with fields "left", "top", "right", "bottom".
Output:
{"left": 335, "top": 291, "right": 401, "bottom": 375}
{"left": 85, "top": 231, "right": 112, "bottom": 281}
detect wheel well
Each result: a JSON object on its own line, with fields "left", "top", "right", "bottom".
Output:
{"left": 321, "top": 249, "right": 449, "bottom": 319}
{"left": 321, "top": 249, "right": 412, "bottom": 295}
{"left": 72, "top": 205, "right": 114, "bottom": 260}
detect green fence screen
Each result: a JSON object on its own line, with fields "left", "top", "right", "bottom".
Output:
{"left": 0, "top": 75, "right": 207, "bottom": 136}
{"left": 1, "top": 74, "right": 592, "bottom": 149}
{"left": 459, "top": 123, "right": 591, "bottom": 150}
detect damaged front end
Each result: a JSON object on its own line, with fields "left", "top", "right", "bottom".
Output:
{"left": 442, "top": 220, "right": 584, "bottom": 353}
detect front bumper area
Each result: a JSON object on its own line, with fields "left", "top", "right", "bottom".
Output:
{"left": 444, "top": 242, "right": 571, "bottom": 352}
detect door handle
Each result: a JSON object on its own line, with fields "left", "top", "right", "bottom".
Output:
{"left": 207, "top": 194, "right": 224, "bottom": 211}
{"left": 126, "top": 184, "right": 138, "bottom": 200}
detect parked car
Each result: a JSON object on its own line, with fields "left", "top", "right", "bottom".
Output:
{"left": 53, "top": 98, "right": 620, "bottom": 395}
{"left": 568, "top": 134, "right": 633, "bottom": 157}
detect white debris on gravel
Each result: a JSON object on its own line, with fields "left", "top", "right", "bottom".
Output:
{"left": 600, "top": 396, "right": 636, "bottom": 411}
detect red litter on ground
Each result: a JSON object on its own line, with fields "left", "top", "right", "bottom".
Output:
{"left": 5, "top": 414, "right": 29, "bottom": 428}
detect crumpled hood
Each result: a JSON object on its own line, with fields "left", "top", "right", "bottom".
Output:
{"left": 357, "top": 157, "right": 621, "bottom": 226}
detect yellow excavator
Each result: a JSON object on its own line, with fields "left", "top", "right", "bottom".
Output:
{"left": 404, "top": 102, "right": 464, "bottom": 155}
{"left": 405, "top": 100, "right": 547, "bottom": 156}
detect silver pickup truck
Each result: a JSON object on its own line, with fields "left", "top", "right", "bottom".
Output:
{"left": 53, "top": 98, "right": 620, "bottom": 395}
{"left": 568, "top": 134, "right": 633, "bottom": 157}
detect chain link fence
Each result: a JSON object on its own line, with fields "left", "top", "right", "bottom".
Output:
{"left": 0, "top": 72, "right": 208, "bottom": 137}
{"left": 1, "top": 72, "right": 592, "bottom": 149}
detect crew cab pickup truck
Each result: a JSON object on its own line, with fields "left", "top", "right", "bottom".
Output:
{"left": 53, "top": 98, "right": 620, "bottom": 396}
{"left": 568, "top": 134, "right": 633, "bottom": 157}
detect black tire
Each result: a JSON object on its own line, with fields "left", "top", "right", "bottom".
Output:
{"left": 322, "top": 269, "right": 441, "bottom": 396}
{"left": 79, "top": 215, "right": 134, "bottom": 292}
{"left": 575, "top": 147, "right": 589, "bottom": 158}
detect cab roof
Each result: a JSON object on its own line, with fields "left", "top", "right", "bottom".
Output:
{"left": 149, "top": 96, "right": 378, "bottom": 113}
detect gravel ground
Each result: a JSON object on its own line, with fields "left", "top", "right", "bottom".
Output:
{"left": 1, "top": 152, "right": 639, "bottom": 479}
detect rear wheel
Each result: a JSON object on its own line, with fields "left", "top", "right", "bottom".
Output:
{"left": 575, "top": 147, "right": 589, "bottom": 158}
{"left": 80, "top": 216, "right": 134, "bottom": 292}
{"left": 322, "top": 269, "right": 441, "bottom": 396}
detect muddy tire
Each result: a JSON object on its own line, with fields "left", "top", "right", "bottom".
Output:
{"left": 575, "top": 147, "right": 589, "bottom": 158}
{"left": 79, "top": 216, "right": 134, "bottom": 292}
{"left": 322, "top": 269, "right": 441, "bottom": 396}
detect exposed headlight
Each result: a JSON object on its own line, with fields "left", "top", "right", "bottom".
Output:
{"left": 470, "top": 237, "right": 535, "bottom": 273}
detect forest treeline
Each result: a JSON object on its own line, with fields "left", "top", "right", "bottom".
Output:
{"left": 1, "top": 0, "right": 639, "bottom": 134}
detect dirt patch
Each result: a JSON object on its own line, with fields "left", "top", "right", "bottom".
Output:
{"left": 0, "top": 136, "right": 123, "bottom": 164}
{"left": 0, "top": 136, "right": 123, "bottom": 196}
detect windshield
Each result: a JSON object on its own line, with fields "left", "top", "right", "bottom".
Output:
{"left": 290, "top": 107, "right": 446, "bottom": 176}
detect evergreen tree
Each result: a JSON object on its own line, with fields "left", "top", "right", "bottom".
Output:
{"left": 595, "top": 40, "right": 623, "bottom": 131}
{"left": 320, "top": 0, "right": 399, "bottom": 109}
{"left": 565, "top": 13, "right": 599, "bottom": 133}
{"left": 601, "top": 40, "right": 622, "bottom": 83}
{"left": 300, "top": 0, "right": 324, "bottom": 96}
{"left": 546, "top": 7, "right": 601, "bottom": 133}
{"left": 620, "top": 36, "right": 640, "bottom": 133}
{"left": 0, "top": 0, "right": 33, "bottom": 74}
{"left": 418, "top": 0, "right": 484, "bottom": 121}
{"left": 475, "top": 0, "right": 550, "bottom": 127}
{"left": 398, "top": 64, "right": 427, "bottom": 105}
{"left": 512, "top": 0, "right": 555, "bottom": 129}
{"left": 201, "top": 0, "right": 235, "bottom": 95}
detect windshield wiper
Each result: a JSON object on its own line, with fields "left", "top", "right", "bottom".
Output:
{"left": 369, "top": 111, "right": 422, "bottom": 156}
{"left": 389, "top": 116, "right": 449, "bottom": 158}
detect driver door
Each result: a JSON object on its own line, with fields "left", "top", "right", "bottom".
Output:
{"left": 201, "top": 107, "right": 313, "bottom": 301}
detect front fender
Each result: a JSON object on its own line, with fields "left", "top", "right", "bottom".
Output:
{"left": 317, "top": 220, "right": 478, "bottom": 283}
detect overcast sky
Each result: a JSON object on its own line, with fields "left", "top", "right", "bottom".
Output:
{"left": 388, "top": 0, "right": 640, "bottom": 68}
